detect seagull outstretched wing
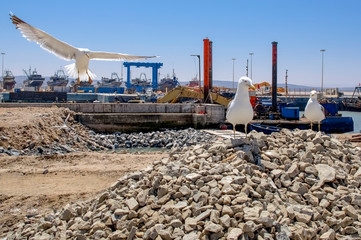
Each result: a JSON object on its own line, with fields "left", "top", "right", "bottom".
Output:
{"left": 10, "top": 14, "right": 77, "bottom": 60}
{"left": 89, "top": 51, "right": 157, "bottom": 61}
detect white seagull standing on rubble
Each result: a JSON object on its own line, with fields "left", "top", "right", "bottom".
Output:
{"left": 226, "top": 76, "right": 256, "bottom": 138}
{"left": 304, "top": 90, "right": 325, "bottom": 131}
{"left": 10, "top": 14, "right": 157, "bottom": 84}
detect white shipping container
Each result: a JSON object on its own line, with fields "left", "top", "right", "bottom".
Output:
{"left": 24, "top": 87, "right": 35, "bottom": 91}
{"left": 54, "top": 86, "right": 71, "bottom": 92}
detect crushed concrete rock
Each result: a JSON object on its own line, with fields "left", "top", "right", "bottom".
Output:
{"left": 4, "top": 129, "right": 361, "bottom": 239}
{"left": 0, "top": 107, "right": 92, "bottom": 154}
{"left": 0, "top": 107, "right": 216, "bottom": 156}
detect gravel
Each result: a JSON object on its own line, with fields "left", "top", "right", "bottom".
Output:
{"left": 5, "top": 129, "right": 361, "bottom": 239}
{"left": 1, "top": 128, "right": 216, "bottom": 156}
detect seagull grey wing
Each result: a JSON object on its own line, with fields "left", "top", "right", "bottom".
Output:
{"left": 88, "top": 51, "right": 157, "bottom": 61}
{"left": 10, "top": 14, "right": 77, "bottom": 60}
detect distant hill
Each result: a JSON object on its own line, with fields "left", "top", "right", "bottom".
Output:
{"left": 179, "top": 79, "right": 359, "bottom": 92}
{"left": 10, "top": 76, "right": 358, "bottom": 92}
{"left": 338, "top": 86, "right": 358, "bottom": 92}
{"left": 277, "top": 83, "right": 316, "bottom": 90}
{"left": 179, "top": 80, "right": 315, "bottom": 90}
{"left": 13, "top": 76, "right": 27, "bottom": 88}
{"left": 179, "top": 80, "right": 237, "bottom": 88}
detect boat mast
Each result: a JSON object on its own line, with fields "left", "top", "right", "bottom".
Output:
{"left": 285, "top": 69, "right": 288, "bottom": 101}
{"left": 23, "top": 67, "right": 31, "bottom": 79}
{"left": 121, "top": 64, "right": 124, "bottom": 84}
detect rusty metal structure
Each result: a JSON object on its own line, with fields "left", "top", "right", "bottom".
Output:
{"left": 271, "top": 41, "right": 278, "bottom": 112}
{"left": 203, "top": 38, "right": 213, "bottom": 102}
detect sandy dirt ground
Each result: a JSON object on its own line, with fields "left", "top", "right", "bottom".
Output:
{"left": 0, "top": 151, "right": 167, "bottom": 236}
{"left": 331, "top": 133, "right": 361, "bottom": 148}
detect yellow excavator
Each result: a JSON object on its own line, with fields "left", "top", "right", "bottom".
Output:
{"left": 157, "top": 86, "right": 231, "bottom": 107}
{"left": 254, "top": 81, "right": 271, "bottom": 89}
{"left": 254, "top": 81, "right": 285, "bottom": 93}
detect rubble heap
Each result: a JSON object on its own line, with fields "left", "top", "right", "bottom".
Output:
{"left": 6, "top": 129, "right": 361, "bottom": 239}
{"left": 0, "top": 107, "right": 214, "bottom": 155}
{"left": 91, "top": 129, "right": 215, "bottom": 150}
{"left": 0, "top": 107, "right": 94, "bottom": 155}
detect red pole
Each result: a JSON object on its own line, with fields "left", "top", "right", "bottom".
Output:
{"left": 209, "top": 41, "right": 213, "bottom": 90}
{"left": 203, "top": 39, "right": 210, "bottom": 102}
{"left": 271, "top": 41, "right": 278, "bottom": 112}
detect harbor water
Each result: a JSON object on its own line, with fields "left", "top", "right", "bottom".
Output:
{"left": 340, "top": 111, "right": 361, "bottom": 133}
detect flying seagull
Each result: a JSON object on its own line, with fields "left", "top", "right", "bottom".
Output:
{"left": 10, "top": 14, "right": 157, "bottom": 84}
{"left": 226, "top": 76, "right": 256, "bottom": 138}
{"left": 304, "top": 90, "right": 325, "bottom": 131}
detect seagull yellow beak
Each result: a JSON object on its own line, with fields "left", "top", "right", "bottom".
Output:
{"left": 249, "top": 84, "right": 256, "bottom": 90}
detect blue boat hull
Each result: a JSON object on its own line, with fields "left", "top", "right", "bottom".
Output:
{"left": 247, "top": 116, "right": 354, "bottom": 134}
{"left": 320, "top": 117, "right": 354, "bottom": 133}
{"left": 249, "top": 124, "right": 282, "bottom": 134}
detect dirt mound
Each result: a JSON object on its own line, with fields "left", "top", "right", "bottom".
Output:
{"left": 0, "top": 107, "right": 90, "bottom": 151}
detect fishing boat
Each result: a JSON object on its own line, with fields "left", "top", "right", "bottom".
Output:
{"left": 126, "top": 73, "right": 152, "bottom": 93}
{"left": 47, "top": 69, "right": 68, "bottom": 90}
{"left": 97, "top": 72, "right": 124, "bottom": 94}
{"left": 188, "top": 77, "right": 200, "bottom": 87}
{"left": 98, "top": 72, "right": 122, "bottom": 87}
{"left": 342, "top": 86, "right": 361, "bottom": 111}
{"left": 158, "top": 72, "right": 180, "bottom": 92}
{"left": 131, "top": 73, "right": 151, "bottom": 86}
{"left": 23, "top": 67, "right": 44, "bottom": 91}
{"left": 2, "top": 70, "right": 16, "bottom": 90}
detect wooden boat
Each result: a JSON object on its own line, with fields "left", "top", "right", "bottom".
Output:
{"left": 351, "top": 134, "right": 361, "bottom": 142}
{"left": 249, "top": 123, "right": 282, "bottom": 134}
{"left": 343, "top": 86, "right": 361, "bottom": 112}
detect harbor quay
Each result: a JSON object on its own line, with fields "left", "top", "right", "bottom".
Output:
{"left": 0, "top": 102, "right": 225, "bottom": 132}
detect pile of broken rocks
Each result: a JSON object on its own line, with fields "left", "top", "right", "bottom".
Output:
{"left": 6, "top": 129, "right": 361, "bottom": 240}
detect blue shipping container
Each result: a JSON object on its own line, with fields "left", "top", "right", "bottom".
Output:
{"left": 97, "top": 87, "right": 125, "bottom": 94}
{"left": 281, "top": 107, "right": 299, "bottom": 120}
{"left": 322, "top": 103, "right": 338, "bottom": 116}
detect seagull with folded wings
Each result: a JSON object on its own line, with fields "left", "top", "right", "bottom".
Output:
{"left": 304, "top": 90, "right": 325, "bottom": 131}
{"left": 10, "top": 13, "right": 157, "bottom": 84}
{"left": 226, "top": 76, "right": 256, "bottom": 139}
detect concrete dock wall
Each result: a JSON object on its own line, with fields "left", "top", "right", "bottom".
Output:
{"left": 64, "top": 103, "right": 196, "bottom": 114}
{"left": 0, "top": 103, "right": 225, "bottom": 132}
{"left": 77, "top": 113, "right": 195, "bottom": 133}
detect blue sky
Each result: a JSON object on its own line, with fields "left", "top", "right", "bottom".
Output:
{"left": 1, "top": 0, "right": 361, "bottom": 87}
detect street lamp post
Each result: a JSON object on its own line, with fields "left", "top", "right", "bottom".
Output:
{"left": 249, "top": 52, "right": 254, "bottom": 79}
{"left": 232, "top": 58, "right": 236, "bottom": 89}
{"left": 285, "top": 69, "right": 288, "bottom": 101}
{"left": 1, "top": 53, "right": 5, "bottom": 81}
{"left": 246, "top": 59, "right": 249, "bottom": 77}
{"left": 191, "top": 54, "right": 202, "bottom": 101}
{"left": 320, "top": 49, "right": 326, "bottom": 95}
